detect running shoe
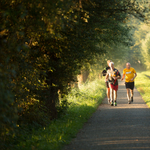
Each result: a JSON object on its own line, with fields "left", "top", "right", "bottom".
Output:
{"left": 131, "top": 97, "right": 133, "bottom": 102}
{"left": 108, "top": 100, "right": 110, "bottom": 104}
{"left": 128, "top": 100, "right": 131, "bottom": 104}
{"left": 110, "top": 101, "right": 113, "bottom": 106}
{"left": 114, "top": 101, "right": 117, "bottom": 106}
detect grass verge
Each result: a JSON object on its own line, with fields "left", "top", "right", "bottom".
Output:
{"left": 135, "top": 70, "right": 150, "bottom": 108}
{"left": 14, "top": 79, "right": 106, "bottom": 150}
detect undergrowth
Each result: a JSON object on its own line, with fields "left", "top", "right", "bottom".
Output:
{"left": 135, "top": 70, "right": 150, "bottom": 108}
{"left": 12, "top": 79, "right": 106, "bottom": 150}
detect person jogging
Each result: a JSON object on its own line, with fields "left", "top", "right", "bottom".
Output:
{"left": 105, "top": 62, "right": 121, "bottom": 106}
{"left": 102, "top": 60, "right": 111, "bottom": 104}
{"left": 121, "top": 62, "right": 137, "bottom": 104}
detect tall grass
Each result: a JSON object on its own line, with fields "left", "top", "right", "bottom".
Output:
{"left": 135, "top": 70, "right": 150, "bottom": 108}
{"left": 14, "top": 79, "right": 106, "bottom": 150}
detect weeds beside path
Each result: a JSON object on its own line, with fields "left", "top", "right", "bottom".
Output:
{"left": 136, "top": 70, "right": 150, "bottom": 108}
{"left": 14, "top": 79, "right": 106, "bottom": 150}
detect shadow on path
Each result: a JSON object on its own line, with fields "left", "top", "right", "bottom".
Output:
{"left": 63, "top": 81, "right": 150, "bottom": 150}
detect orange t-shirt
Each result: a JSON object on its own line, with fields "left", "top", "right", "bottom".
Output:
{"left": 123, "top": 67, "right": 136, "bottom": 82}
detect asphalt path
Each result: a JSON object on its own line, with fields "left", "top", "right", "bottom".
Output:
{"left": 63, "top": 80, "right": 150, "bottom": 150}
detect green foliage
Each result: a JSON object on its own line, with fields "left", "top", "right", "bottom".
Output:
{"left": 141, "top": 32, "right": 150, "bottom": 69}
{"left": 124, "top": 16, "right": 150, "bottom": 70}
{"left": 56, "top": 99, "right": 70, "bottom": 118}
{"left": 135, "top": 71, "right": 150, "bottom": 107}
{"left": 18, "top": 101, "right": 50, "bottom": 127}
{"left": 1, "top": 0, "right": 149, "bottom": 149}
{"left": 13, "top": 79, "right": 106, "bottom": 150}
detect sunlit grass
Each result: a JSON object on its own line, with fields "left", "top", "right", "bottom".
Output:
{"left": 14, "top": 79, "right": 106, "bottom": 150}
{"left": 135, "top": 70, "right": 150, "bottom": 108}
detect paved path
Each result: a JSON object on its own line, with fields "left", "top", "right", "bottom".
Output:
{"left": 63, "top": 81, "right": 150, "bottom": 150}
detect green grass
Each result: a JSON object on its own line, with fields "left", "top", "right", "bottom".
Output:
{"left": 14, "top": 79, "right": 106, "bottom": 150}
{"left": 135, "top": 70, "right": 150, "bottom": 108}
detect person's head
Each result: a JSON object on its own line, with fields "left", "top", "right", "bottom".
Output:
{"left": 126, "top": 62, "right": 131, "bottom": 69}
{"left": 107, "top": 60, "right": 111, "bottom": 66}
{"left": 109, "top": 62, "right": 114, "bottom": 69}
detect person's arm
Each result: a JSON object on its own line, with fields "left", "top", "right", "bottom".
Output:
{"left": 105, "top": 73, "right": 109, "bottom": 82}
{"left": 102, "top": 68, "right": 107, "bottom": 76}
{"left": 113, "top": 71, "right": 121, "bottom": 80}
{"left": 121, "top": 74, "right": 125, "bottom": 81}
{"left": 131, "top": 73, "right": 137, "bottom": 81}
{"left": 116, "top": 75, "right": 121, "bottom": 79}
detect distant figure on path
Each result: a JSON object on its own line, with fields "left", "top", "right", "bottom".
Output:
{"left": 105, "top": 62, "right": 121, "bottom": 106}
{"left": 121, "top": 62, "right": 137, "bottom": 104}
{"left": 102, "top": 60, "right": 111, "bottom": 104}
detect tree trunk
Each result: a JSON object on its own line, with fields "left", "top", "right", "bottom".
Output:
{"left": 45, "top": 71, "right": 58, "bottom": 119}
{"left": 77, "top": 70, "right": 89, "bottom": 86}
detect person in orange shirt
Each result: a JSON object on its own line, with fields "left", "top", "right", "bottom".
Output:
{"left": 121, "top": 62, "right": 137, "bottom": 104}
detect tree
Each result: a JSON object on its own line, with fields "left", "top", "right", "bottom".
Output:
{"left": 1, "top": 0, "right": 150, "bottom": 149}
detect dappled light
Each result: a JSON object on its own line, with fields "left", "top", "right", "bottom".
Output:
{"left": 1, "top": 0, "right": 150, "bottom": 150}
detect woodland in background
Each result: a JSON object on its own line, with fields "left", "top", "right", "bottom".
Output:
{"left": 0, "top": 0, "right": 150, "bottom": 149}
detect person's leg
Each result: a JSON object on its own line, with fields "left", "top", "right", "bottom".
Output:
{"left": 114, "top": 90, "right": 117, "bottom": 106}
{"left": 125, "top": 82, "right": 131, "bottom": 104}
{"left": 106, "top": 82, "right": 110, "bottom": 104}
{"left": 127, "top": 88, "right": 130, "bottom": 99}
{"left": 126, "top": 88, "right": 131, "bottom": 103}
{"left": 130, "top": 82, "right": 134, "bottom": 102}
{"left": 130, "top": 89, "right": 134, "bottom": 102}
{"left": 110, "top": 86, "right": 114, "bottom": 106}
{"left": 114, "top": 90, "right": 117, "bottom": 101}
{"left": 107, "top": 88, "right": 110, "bottom": 99}
{"left": 107, "top": 88, "right": 110, "bottom": 104}
{"left": 130, "top": 89, "right": 133, "bottom": 97}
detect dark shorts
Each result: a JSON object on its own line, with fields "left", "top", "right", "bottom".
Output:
{"left": 125, "top": 82, "right": 134, "bottom": 90}
{"left": 105, "top": 82, "right": 109, "bottom": 88}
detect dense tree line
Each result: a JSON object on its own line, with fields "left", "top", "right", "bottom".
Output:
{"left": 0, "top": 0, "right": 149, "bottom": 149}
